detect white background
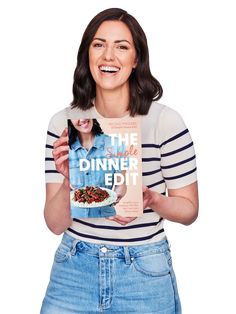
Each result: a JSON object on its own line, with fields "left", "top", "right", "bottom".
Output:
{"left": 0, "top": 0, "right": 235, "bottom": 313}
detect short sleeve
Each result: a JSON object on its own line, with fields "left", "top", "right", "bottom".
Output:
{"left": 45, "top": 110, "right": 67, "bottom": 183}
{"left": 159, "top": 106, "right": 197, "bottom": 189}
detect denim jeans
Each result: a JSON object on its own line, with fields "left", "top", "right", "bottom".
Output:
{"left": 70, "top": 204, "right": 116, "bottom": 218}
{"left": 40, "top": 233, "right": 181, "bottom": 313}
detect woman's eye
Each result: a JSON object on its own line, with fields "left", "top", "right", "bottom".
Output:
{"left": 117, "top": 45, "right": 128, "bottom": 50}
{"left": 93, "top": 43, "right": 103, "bottom": 48}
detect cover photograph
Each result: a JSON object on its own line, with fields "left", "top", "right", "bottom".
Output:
{"left": 68, "top": 117, "right": 143, "bottom": 218}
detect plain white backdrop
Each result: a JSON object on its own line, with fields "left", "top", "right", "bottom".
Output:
{"left": 1, "top": 0, "right": 235, "bottom": 313}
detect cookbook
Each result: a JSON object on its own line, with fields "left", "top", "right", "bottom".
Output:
{"left": 68, "top": 117, "right": 143, "bottom": 218}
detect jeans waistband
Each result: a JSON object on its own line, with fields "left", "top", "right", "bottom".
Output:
{"left": 61, "top": 232, "right": 170, "bottom": 259}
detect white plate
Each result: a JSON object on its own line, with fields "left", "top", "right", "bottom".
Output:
{"left": 70, "top": 187, "right": 117, "bottom": 208}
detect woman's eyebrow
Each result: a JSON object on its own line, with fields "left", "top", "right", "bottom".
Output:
{"left": 93, "top": 37, "right": 131, "bottom": 44}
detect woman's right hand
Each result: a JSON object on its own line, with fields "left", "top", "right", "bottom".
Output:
{"left": 52, "top": 128, "right": 69, "bottom": 179}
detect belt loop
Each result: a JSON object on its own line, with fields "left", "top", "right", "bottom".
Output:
{"left": 124, "top": 246, "right": 131, "bottom": 265}
{"left": 71, "top": 239, "right": 80, "bottom": 255}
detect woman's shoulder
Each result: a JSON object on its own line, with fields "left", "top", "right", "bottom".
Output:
{"left": 141, "top": 101, "right": 188, "bottom": 144}
{"left": 47, "top": 107, "right": 68, "bottom": 135}
{"left": 49, "top": 107, "right": 68, "bottom": 124}
{"left": 146, "top": 101, "right": 185, "bottom": 125}
{"left": 150, "top": 102, "right": 189, "bottom": 145}
{"left": 147, "top": 101, "right": 181, "bottom": 117}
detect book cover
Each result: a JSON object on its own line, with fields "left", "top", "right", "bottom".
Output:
{"left": 68, "top": 117, "right": 143, "bottom": 218}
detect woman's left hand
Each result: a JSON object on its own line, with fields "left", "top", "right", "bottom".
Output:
{"left": 106, "top": 215, "right": 137, "bottom": 225}
{"left": 143, "top": 186, "right": 160, "bottom": 209}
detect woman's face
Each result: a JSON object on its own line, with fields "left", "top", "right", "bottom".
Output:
{"left": 88, "top": 20, "right": 137, "bottom": 91}
{"left": 71, "top": 119, "right": 93, "bottom": 134}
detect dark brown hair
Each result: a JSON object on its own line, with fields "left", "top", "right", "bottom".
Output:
{"left": 71, "top": 8, "right": 163, "bottom": 116}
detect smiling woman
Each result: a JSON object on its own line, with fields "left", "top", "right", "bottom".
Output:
{"left": 41, "top": 7, "right": 198, "bottom": 314}
{"left": 88, "top": 20, "right": 137, "bottom": 92}
{"left": 71, "top": 9, "right": 162, "bottom": 117}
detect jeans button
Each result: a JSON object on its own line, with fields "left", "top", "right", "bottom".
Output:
{"left": 101, "top": 247, "right": 107, "bottom": 253}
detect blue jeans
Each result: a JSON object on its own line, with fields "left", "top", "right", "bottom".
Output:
{"left": 70, "top": 205, "right": 116, "bottom": 218}
{"left": 40, "top": 233, "right": 181, "bottom": 313}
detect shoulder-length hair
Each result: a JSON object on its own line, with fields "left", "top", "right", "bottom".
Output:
{"left": 71, "top": 8, "right": 163, "bottom": 116}
{"left": 68, "top": 119, "right": 104, "bottom": 148}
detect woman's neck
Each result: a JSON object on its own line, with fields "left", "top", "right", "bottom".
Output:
{"left": 95, "top": 85, "right": 130, "bottom": 118}
{"left": 78, "top": 133, "right": 94, "bottom": 150}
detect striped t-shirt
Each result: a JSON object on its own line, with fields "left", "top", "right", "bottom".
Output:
{"left": 45, "top": 102, "right": 197, "bottom": 245}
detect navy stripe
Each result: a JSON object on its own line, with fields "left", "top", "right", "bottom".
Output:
{"left": 142, "top": 157, "right": 161, "bottom": 162}
{"left": 163, "top": 167, "right": 197, "bottom": 180}
{"left": 147, "top": 179, "right": 165, "bottom": 188}
{"left": 144, "top": 208, "right": 154, "bottom": 213}
{"left": 161, "top": 142, "right": 193, "bottom": 157}
{"left": 46, "top": 144, "right": 53, "bottom": 149}
{"left": 160, "top": 129, "right": 189, "bottom": 147}
{"left": 47, "top": 130, "right": 60, "bottom": 139}
{"left": 67, "top": 227, "right": 165, "bottom": 242}
{"left": 72, "top": 218, "right": 163, "bottom": 230}
{"left": 45, "top": 170, "right": 59, "bottom": 173}
{"left": 161, "top": 155, "right": 196, "bottom": 169}
{"left": 45, "top": 157, "right": 54, "bottom": 161}
{"left": 142, "top": 144, "right": 160, "bottom": 149}
{"left": 143, "top": 168, "right": 161, "bottom": 176}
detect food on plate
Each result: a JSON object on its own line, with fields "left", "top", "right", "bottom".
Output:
{"left": 74, "top": 186, "right": 109, "bottom": 204}
{"left": 71, "top": 186, "right": 117, "bottom": 208}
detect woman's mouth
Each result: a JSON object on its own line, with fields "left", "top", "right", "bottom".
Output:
{"left": 99, "top": 65, "right": 120, "bottom": 75}
{"left": 78, "top": 119, "right": 90, "bottom": 128}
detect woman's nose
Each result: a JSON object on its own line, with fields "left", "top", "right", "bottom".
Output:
{"left": 103, "top": 46, "right": 115, "bottom": 61}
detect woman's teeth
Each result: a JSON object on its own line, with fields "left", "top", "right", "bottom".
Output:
{"left": 79, "top": 120, "right": 89, "bottom": 126}
{"left": 99, "top": 66, "right": 120, "bottom": 73}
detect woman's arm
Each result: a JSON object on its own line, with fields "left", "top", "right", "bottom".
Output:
{"left": 143, "top": 182, "right": 199, "bottom": 225}
{"left": 44, "top": 179, "right": 72, "bottom": 234}
{"left": 44, "top": 128, "right": 72, "bottom": 234}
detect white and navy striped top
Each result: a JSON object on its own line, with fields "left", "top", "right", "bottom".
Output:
{"left": 45, "top": 102, "right": 197, "bottom": 245}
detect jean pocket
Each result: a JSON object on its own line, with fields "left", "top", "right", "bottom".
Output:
{"left": 132, "top": 252, "right": 171, "bottom": 277}
{"left": 54, "top": 242, "right": 72, "bottom": 263}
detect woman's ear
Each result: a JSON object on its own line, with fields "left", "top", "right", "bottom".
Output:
{"left": 133, "top": 57, "right": 138, "bottom": 69}
{"left": 133, "top": 58, "right": 138, "bottom": 69}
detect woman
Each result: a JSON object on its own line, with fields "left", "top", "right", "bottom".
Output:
{"left": 42, "top": 8, "right": 198, "bottom": 313}
{"left": 68, "top": 118, "right": 127, "bottom": 218}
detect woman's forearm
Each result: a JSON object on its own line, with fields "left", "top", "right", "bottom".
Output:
{"left": 44, "top": 179, "right": 72, "bottom": 235}
{"left": 147, "top": 191, "right": 198, "bottom": 225}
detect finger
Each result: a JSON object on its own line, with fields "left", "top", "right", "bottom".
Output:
{"left": 106, "top": 215, "right": 136, "bottom": 225}
{"left": 106, "top": 216, "right": 123, "bottom": 223}
{"left": 52, "top": 145, "right": 69, "bottom": 157}
{"left": 53, "top": 136, "right": 68, "bottom": 149}
{"left": 143, "top": 200, "right": 149, "bottom": 209}
{"left": 61, "top": 127, "right": 68, "bottom": 137}
{"left": 55, "top": 154, "right": 69, "bottom": 165}
{"left": 142, "top": 186, "right": 148, "bottom": 193}
{"left": 113, "top": 218, "right": 135, "bottom": 225}
{"left": 113, "top": 216, "right": 136, "bottom": 223}
{"left": 114, "top": 220, "right": 127, "bottom": 225}
{"left": 106, "top": 217, "right": 125, "bottom": 224}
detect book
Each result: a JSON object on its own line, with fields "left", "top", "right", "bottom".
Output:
{"left": 68, "top": 117, "right": 143, "bottom": 218}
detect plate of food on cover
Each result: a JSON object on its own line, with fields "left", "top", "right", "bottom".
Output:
{"left": 70, "top": 186, "right": 117, "bottom": 208}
